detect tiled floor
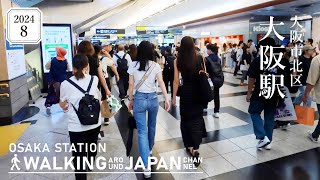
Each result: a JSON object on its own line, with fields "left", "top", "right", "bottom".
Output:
{"left": 1, "top": 72, "right": 320, "bottom": 180}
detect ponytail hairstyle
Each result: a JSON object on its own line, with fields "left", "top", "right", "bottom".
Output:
{"left": 73, "top": 54, "right": 89, "bottom": 80}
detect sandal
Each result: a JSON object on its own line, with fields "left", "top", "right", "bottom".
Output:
{"left": 186, "top": 147, "right": 193, "bottom": 157}
{"left": 192, "top": 150, "right": 201, "bottom": 167}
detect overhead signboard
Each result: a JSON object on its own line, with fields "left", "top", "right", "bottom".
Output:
{"left": 92, "top": 35, "right": 110, "bottom": 40}
{"left": 136, "top": 26, "right": 168, "bottom": 35}
{"left": 96, "top": 28, "right": 125, "bottom": 34}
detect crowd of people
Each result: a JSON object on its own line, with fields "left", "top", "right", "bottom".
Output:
{"left": 44, "top": 36, "right": 320, "bottom": 179}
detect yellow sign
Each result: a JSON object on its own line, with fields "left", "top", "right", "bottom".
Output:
{"left": 136, "top": 26, "right": 147, "bottom": 31}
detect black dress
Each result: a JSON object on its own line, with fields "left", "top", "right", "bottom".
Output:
{"left": 179, "top": 55, "right": 206, "bottom": 150}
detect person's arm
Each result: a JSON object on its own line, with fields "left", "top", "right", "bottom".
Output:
{"left": 128, "top": 75, "right": 134, "bottom": 111}
{"left": 111, "top": 64, "right": 120, "bottom": 82}
{"left": 302, "top": 58, "right": 320, "bottom": 104}
{"left": 59, "top": 82, "right": 68, "bottom": 110}
{"left": 45, "top": 60, "right": 51, "bottom": 70}
{"left": 98, "top": 65, "right": 111, "bottom": 96}
{"left": 172, "top": 60, "right": 179, "bottom": 106}
{"left": 156, "top": 72, "right": 170, "bottom": 111}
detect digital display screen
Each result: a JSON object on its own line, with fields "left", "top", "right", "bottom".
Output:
{"left": 41, "top": 24, "right": 73, "bottom": 73}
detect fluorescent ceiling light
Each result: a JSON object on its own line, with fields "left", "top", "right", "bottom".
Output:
{"left": 290, "top": 15, "right": 312, "bottom": 21}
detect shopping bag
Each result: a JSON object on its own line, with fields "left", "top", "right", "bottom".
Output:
{"left": 240, "top": 64, "right": 248, "bottom": 71}
{"left": 106, "top": 95, "right": 122, "bottom": 114}
{"left": 294, "top": 105, "right": 315, "bottom": 126}
{"left": 274, "top": 87, "right": 297, "bottom": 121}
{"left": 101, "top": 100, "right": 113, "bottom": 118}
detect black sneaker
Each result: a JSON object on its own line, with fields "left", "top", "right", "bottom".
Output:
{"left": 104, "top": 118, "right": 110, "bottom": 125}
{"left": 308, "top": 131, "right": 318, "bottom": 143}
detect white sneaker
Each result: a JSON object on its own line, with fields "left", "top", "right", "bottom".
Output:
{"left": 264, "top": 143, "right": 272, "bottom": 150}
{"left": 256, "top": 136, "right": 270, "bottom": 148}
{"left": 308, "top": 131, "right": 318, "bottom": 143}
{"left": 144, "top": 169, "right": 151, "bottom": 178}
{"left": 214, "top": 113, "right": 220, "bottom": 118}
{"left": 280, "top": 123, "right": 291, "bottom": 130}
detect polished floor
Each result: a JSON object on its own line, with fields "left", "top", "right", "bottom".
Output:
{"left": 0, "top": 70, "right": 320, "bottom": 180}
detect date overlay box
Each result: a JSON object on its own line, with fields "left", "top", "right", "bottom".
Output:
{"left": 6, "top": 8, "right": 42, "bottom": 44}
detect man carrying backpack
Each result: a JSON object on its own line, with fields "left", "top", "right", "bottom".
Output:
{"left": 163, "top": 46, "right": 175, "bottom": 98}
{"left": 113, "top": 44, "right": 132, "bottom": 101}
{"left": 205, "top": 44, "right": 224, "bottom": 118}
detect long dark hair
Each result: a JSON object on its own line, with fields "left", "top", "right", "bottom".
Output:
{"left": 73, "top": 55, "right": 89, "bottom": 80}
{"left": 136, "top": 41, "right": 154, "bottom": 71}
{"left": 177, "top": 36, "right": 198, "bottom": 73}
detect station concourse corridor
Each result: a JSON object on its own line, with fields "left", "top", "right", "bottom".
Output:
{"left": 1, "top": 0, "right": 320, "bottom": 180}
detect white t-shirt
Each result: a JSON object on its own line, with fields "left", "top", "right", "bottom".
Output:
{"left": 236, "top": 48, "right": 243, "bottom": 62}
{"left": 60, "top": 75, "right": 102, "bottom": 132}
{"left": 127, "top": 61, "right": 161, "bottom": 93}
{"left": 100, "top": 56, "right": 114, "bottom": 78}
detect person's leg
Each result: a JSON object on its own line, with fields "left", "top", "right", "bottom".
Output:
{"left": 213, "top": 87, "right": 220, "bottom": 113}
{"left": 241, "top": 71, "right": 248, "bottom": 84}
{"left": 170, "top": 79, "right": 174, "bottom": 98}
{"left": 191, "top": 115, "right": 205, "bottom": 150}
{"left": 248, "top": 101, "right": 266, "bottom": 140}
{"left": 163, "top": 76, "right": 169, "bottom": 92}
{"left": 69, "top": 131, "right": 87, "bottom": 180}
{"left": 104, "top": 78, "right": 111, "bottom": 124}
{"left": 180, "top": 116, "right": 192, "bottom": 149}
{"left": 233, "top": 64, "right": 239, "bottom": 76}
{"left": 263, "top": 104, "right": 276, "bottom": 141}
{"left": 87, "top": 126, "right": 101, "bottom": 161}
{"left": 123, "top": 75, "right": 129, "bottom": 97}
{"left": 312, "top": 104, "right": 320, "bottom": 138}
{"left": 147, "top": 93, "right": 159, "bottom": 152}
{"left": 117, "top": 77, "right": 125, "bottom": 99}
{"left": 133, "top": 92, "right": 149, "bottom": 168}
{"left": 53, "top": 82, "right": 61, "bottom": 100}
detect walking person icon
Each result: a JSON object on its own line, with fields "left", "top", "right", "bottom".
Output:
{"left": 11, "top": 154, "right": 21, "bottom": 171}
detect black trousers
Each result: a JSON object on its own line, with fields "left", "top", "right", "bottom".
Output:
{"left": 117, "top": 75, "right": 129, "bottom": 99}
{"left": 213, "top": 87, "right": 220, "bottom": 113}
{"left": 101, "top": 77, "right": 111, "bottom": 101}
{"left": 163, "top": 76, "right": 174, "bottom": 97}
{"left": 233, "top": 64, "right": 240, "bottom": 76}
{"left": 69, "top": 125, "right": 101, "bottom": 180}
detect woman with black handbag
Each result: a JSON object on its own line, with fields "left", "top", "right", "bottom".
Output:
{"left": 172, "top": 36, "right": 209, "bottom": 167}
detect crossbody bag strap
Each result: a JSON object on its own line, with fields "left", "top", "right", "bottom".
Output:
{"left": 135, "top": 62, "right": 156, "bottom": 91}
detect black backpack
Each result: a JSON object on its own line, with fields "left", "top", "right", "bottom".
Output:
{"left": 67, "top": 76, "right": 100, "bottom": 125}
{"left": 115, "top": 54, "right": 129, "bottom": 76}
{"left": 231, "top": 49, "right": 237, "bottom": 62}
{"left": 163, "top": 55, "right": 175, "bottom": 75}
{"left": 206, "top": 56, "right": 224, "bottom": 88}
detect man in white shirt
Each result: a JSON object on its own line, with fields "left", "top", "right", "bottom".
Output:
{"left": 248, "top": 39, "right": 257, "bottom": 59}
{"left": 202, "top": 41, "right": 210, "bottom": 57}
{"left": 113, "top": 44, "right": 132, "bottom": 100}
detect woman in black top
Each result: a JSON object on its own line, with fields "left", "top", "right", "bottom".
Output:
{"left": 172, "top": 36, "right": 206, "bottom": 167}
{"left": 240, "top": 46, "right": 252, "bottom": 85}
{"left": 77, "top": 41, "right": 111, "bottom": 97}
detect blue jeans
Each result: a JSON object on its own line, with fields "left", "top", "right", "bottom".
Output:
{"left": 133, "top": 91, "right": 159, "bottom": 167}
{"left": 312, "top": 104, "right": 320, "bottom": 138}
{"left": 294, "top": 86, "right": 312, "bottom": 107}
{"left": 248, "top": 100, "right": 276, "bottom": 141}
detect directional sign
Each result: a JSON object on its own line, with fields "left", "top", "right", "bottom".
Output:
{"left": 96, "top": 29, "right": 125, "bottom": 34}
{"left": 6, "top": 8, "right": 42, "bottom": 44}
